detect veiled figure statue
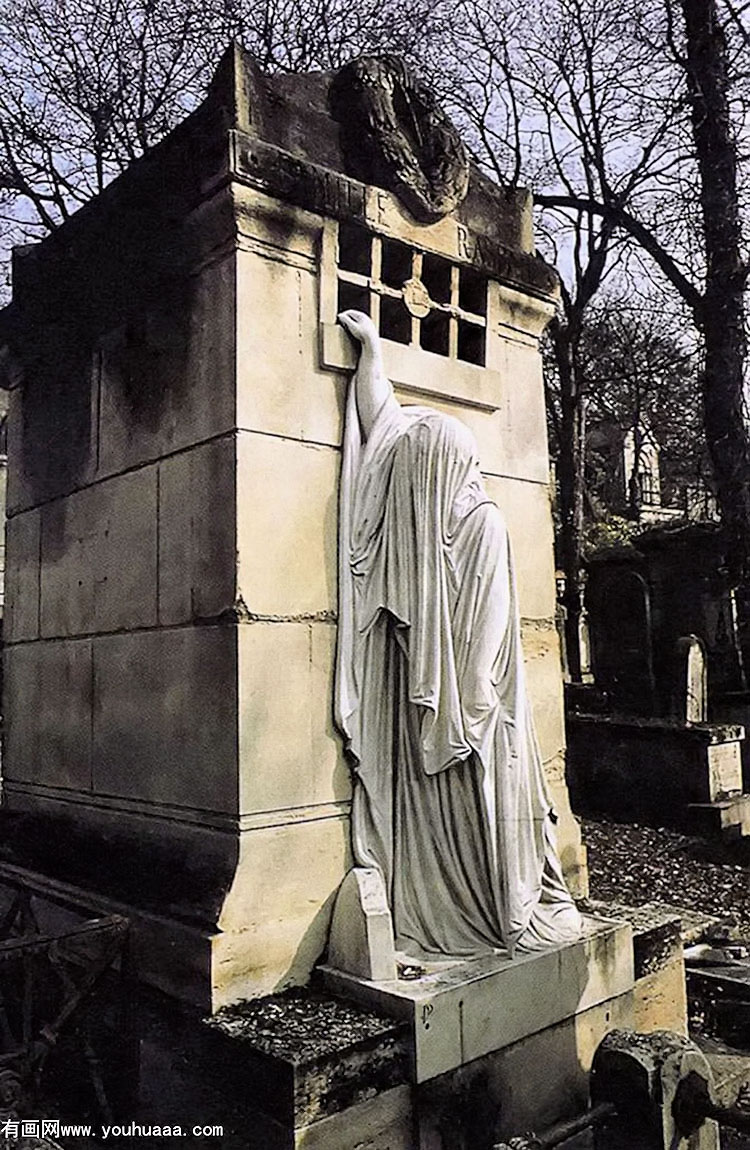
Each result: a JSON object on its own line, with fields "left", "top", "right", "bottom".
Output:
{"left": 335, "top": 310, "right": 581, "bottom": 961}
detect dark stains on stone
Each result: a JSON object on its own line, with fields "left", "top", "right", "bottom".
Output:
{"left": 579, "top": 897, "right": 683, "bottom": 978}
{"left": 17, "top": 320, "right": 92, "bottom": 508}
{"left": 101, "top": 298, "right": 192, "bottom": 434}
{"left": 418, "top": 1069, "right": 503, "bottom": 1150}
{"left": 2, "top": 108, "right": 212, "bottom": 507}
{"left": 0, "top": 808, "right": 239, "bottom": 929}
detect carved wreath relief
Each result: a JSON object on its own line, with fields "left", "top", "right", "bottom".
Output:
{"left": 330, "top": 55, "right": 470, "bottom": 223}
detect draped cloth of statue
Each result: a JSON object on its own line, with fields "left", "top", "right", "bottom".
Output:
{"left": 335, "top": 368, "right": 581, "bottom": 960}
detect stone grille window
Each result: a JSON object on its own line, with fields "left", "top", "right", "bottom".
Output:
{"left": 335, "top": 222, "right": 487, "bottom": 367}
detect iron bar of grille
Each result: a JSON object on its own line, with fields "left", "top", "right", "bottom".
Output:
{"left": 0, "top": 915, "right": 127, "bottom": 962}
{"left": 494, "top": 1103, "right": 617, "bottom": 1150}
{"left": 538, "top": 1103, "right": 617, "bottom": 1148}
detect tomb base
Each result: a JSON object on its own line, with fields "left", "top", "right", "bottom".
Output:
{"left": 125, "top": 919, "right": 635, "bottom": 1147}
{"left": 567, "top": 713, "right": 747, "bottom": 833}
{"left": 320, "top": 914, "right": 634, "bottom": 1136}
{"left": 0, "top": 799, "right": 349, "bottom": 1012}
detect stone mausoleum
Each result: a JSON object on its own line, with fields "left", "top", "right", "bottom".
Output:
{"left": 0, "top": 46, "right": 660, "bottom": 1146}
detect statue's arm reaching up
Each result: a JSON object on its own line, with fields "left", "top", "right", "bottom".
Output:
{"left": 338, "top": 310, "right": 400, "bottom": 440}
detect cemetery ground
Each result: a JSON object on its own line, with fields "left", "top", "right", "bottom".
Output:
{"left": 584, "top": 817, "right": 750, "bottom": 933}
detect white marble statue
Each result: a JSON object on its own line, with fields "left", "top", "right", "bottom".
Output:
{"left": 335, "top": 310, "right": 581, "bottom": 960}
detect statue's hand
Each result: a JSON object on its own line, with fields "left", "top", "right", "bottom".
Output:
{"left": 338, "top": 309, "right": 379, "bottom": 351}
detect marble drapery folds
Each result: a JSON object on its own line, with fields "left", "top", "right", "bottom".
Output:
{"left": 335, "top": 324, "right": 581, "bottom": 960}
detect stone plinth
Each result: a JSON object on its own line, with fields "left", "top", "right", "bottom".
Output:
{"left": 72, "top": 983, "right": 414, "bottom": 1150}
{"left": 322, "top": 916, "right": 633, "bottom": 1082}
{"left": 0, "top": 45, "right": 586, "bottom": 1010}
{"left": 320, "top": 916, "right": 634, "bottom": 1139}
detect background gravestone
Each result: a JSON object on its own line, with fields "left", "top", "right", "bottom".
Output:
{"left": 586, "top": 560, "right": 656, "bottom": 716}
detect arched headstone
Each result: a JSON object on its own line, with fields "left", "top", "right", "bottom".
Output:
{"left": 673, "top": 635, "right": 707, "bottom": 724}
{"left": 588, "top": 567, "right": 656, "bottom": 715}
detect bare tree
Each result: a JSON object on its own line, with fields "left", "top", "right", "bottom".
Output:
{"left": 428, "top": 0, "right": 749, "bottom": 672}
{"left": 429, "top": 0, "right": 692, "bottom": 677}
{"left": 0, "top": 0, "right": 449, "bottom": 268}
{"left": 679, "top": 0, "right": 750, "bottom": 578}
{"left": 573, "top": 295, "right": 704, "bottom": 517}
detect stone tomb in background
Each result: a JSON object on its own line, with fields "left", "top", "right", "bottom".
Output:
{"left": 0, "top": 46, "right": 589, "bottom": 1018}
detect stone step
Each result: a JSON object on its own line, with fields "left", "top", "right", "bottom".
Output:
{"left": 688, "top": 794, "right": 750, "bottom": 840}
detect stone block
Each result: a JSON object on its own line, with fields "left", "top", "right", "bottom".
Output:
{"left": 92, "top": 626, "right": 238, "bottom": 812}
{"left": 238, "top": 620, "right": 349, "bottom": 816}
{"left": 686, "top": 963, "right": 750, "bottom": 1048}
{"left": 708, "top": 739, "right": 743, "bottom": 798}
{"left": 327, "top": 869, "right": 397, "bottom": 982}
{"left": 36, "top": 639, "right": 93, "bottom": 791}
{"left": 547, "top": 780, "right": 589, "bottom": 900}
{"left": 215, "top": 816, "right": 352, "bottom": 1004}
{"left": 634, "top": 959, "right": 689, "bottom": 1037}
{"left": 483, "top": 475, "right": 557, "bottom": 621}
{"left": 295, "top": 1086, "right": 412, "bottom": 1150}
{"left": 97, "top": 254, "right": 236, "bottom": 477}
{"left": 158, "top": 435, "right": 237, "bottom": 625}
{"left": 237, "top": 253, "right": 346, "bottom": 449}
{"left": 40, "top": 468, "right": 158, "bottom": 638}
{"left": 321, "top": 915, "right": 633, "bottom": 1082}
{"left": 491, "top": 335, "right": 550, "bottom": 485}
{"left": 200, "top": 987, "right": 409, "bottom": 1132}
{"left": 4, "top": 508, "right": 41, "bottom": 641}
{"left": 310, "top": 623, "right": 348, "bottom": 788}
{"left": 522, "top": 619, "right": 565, "bottom": 768}
{"left": 5, "top": 386, "right": 34, "bottom": 515}
{"left": 6, "top": 347, "right": 98, "bottom": 513}
{"left": 235, "top": 187, "right": 321, "bottom": 264}
{"left": 236, "top": 433, "right": 338, "bottom": 617}
{"left": 417, "top": 993, "right": 632, "bottom": 1146}
{"left": 3, "top": 639, "right": 93, "bottom": 792}
{"left": 3, "top": 641, "right": 42, "bottom": 781}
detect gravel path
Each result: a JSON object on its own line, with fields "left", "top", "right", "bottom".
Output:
{"left": 583, "top": 817, "right": 750, "bottom": 934}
